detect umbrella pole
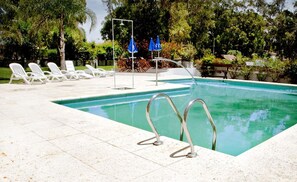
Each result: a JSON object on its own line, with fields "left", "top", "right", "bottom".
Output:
{"left": 132, "top": 23, "right": 134, "bottom": 88}
{"left": 156, "top": 58, "right": 158, "bottom": 86}
{"left": 132, "top": 54, "right": 134, "bottom": 88}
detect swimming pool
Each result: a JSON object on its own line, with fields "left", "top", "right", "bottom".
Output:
{"left": 55, "top": 79, "right": 297, "bottom": 156}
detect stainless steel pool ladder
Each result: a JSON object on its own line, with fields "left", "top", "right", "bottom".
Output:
{"left": 184, "top": 98, "right": 217, "bottom": 151}
{"left": 146, "top": 93, "right": 217, "bottom": 158}
{"left": 146, "top": 93, "right": 184, "bottom": 146}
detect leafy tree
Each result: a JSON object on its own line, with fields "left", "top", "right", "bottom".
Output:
{"left": 19, "top": 0, "right": 97, "bottom": 69}
{"left": 213, "top": 2, "right": 266, "bottom": 57}
{"left": 269, "top": 0, "right": 286, "bottom": 15}
{"left": 80, "top": 41, "right": 122, "bottom": 65}
{"left": 102, "top": 0, "right": 121, "bottom": 15}
{"left": 188, "top": 0, "right": 215, "bottom": 57}
{"left": 169, "top": 2, "right": 191, "bottom": 43}
{"left": 247, "top": 0, "right": 268, "bottom": 16}
{"left": 101, "top": 0, "right": 167, "bottom": 58}
{"left": 0, "top": 0, "right": 41, "bottom": 65}
{"left": 271, "top": 10, "right": 297, "bottom": 59}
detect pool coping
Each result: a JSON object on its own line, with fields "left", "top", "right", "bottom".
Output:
{"left": 0, "top": 73, "right": 296, "bottom": 181}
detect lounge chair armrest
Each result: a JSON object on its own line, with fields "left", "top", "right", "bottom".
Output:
{"left": 43, "top": 71, "right": 52, "bottom": 75}
{"left": 26, "top": 72, "right": 36, "bottom": 76}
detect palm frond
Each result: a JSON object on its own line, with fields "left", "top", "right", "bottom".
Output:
{"left": 85, "top": 8, "right": 97, "bottom": 32}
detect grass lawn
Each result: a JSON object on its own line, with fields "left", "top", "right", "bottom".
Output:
{"left": 0, "top": 67, "right": 12, "bottom": 83}
{"left": 0, "top": 65, "right": 114, "bottom": 84}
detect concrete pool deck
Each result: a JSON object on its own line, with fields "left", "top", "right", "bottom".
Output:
{"left": 0, "top": 73, "right": 296, "bottom": 181}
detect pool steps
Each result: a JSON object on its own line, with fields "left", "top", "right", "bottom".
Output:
{"left": 145, "top": 93, "right": 217, "bottom": 158}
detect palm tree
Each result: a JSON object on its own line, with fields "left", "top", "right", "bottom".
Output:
{"left": 19, "top": 0, "right": 97, "bottom": 69}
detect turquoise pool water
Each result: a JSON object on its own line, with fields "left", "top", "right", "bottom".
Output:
{"left": 56, "top": 79, "right": 297, "bottom": 156}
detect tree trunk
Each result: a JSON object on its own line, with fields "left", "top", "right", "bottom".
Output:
{"left": 59, "top": 17, "right": 66, "bottom": 70}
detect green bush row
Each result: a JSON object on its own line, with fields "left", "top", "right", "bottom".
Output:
{"left": 196, "top": 51, "right": 297, "bottom": 83}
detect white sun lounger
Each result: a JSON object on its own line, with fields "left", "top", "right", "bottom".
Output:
{"left": 9, "top": 63, "right": 46, "bottom": 84}
{"left": 65, "top": 60, "right": 93, "bottom": 79}
{"left": 85, "top": 64, "right": 107, "bottom": 77}
{"left": 85, "top": 64, "right": 114, "bottom": 77}
{"left": 28, "top": 63, "right": 51, "bottom": 82}
{"left": 47, "top": 62, "right": 73, "bottom": 80}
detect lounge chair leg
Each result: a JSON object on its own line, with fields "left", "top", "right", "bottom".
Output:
{"left": 25, "top": 77, "right": 31, "bottom": 84}
{"left": 9, "top": 75, "right": 14, "bottom": 84}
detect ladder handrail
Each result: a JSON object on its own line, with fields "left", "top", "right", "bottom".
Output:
{"left": 146, "top": 93, "right": 183, "bottom": 145}
{"left": 184, "top": 98, "right": 217, "bottom": 151}
{"left": 146, "top": 93, "right": 217, "bottom": 158}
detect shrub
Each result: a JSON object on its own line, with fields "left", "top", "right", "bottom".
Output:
{"left": 197, "top": 54, "right": 215, "bottom": 77}
{"left": 239, "top": 58, "right": 254, "bottom": 80}
{"left": 256, "top": 68, "right": 268, "bottom": 81}
{"left": 227, "top": 50, "right": 242, "bottom": 57}
{"left": 255, "top": 60, "right": 268, "bottom": 81}
{"left": 285, "top": 61, "right": 297, "bottom": 84}
{"left": 240, "top": 65, "right": 253, "bottom": 80}
{"left": 161, "top": 42, "right": 180, "bottom": 60}
{"left": 267, "top": 58, "right": 287, "bottom": 82}
{"left": 178, "top": 43, "right": 197, "bottom": 62}
{"left": 229, "top": 54, "right": 248, "bottom": 79}
{"left": 200, "top": 54, "right": 215, "bottom": 64}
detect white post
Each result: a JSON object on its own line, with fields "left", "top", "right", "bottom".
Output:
{"left": 156, "top": 59, "right": 158, "bottom": 86}
{"left": 112, "top": 18, "right": 134, "bottom": 89}
{"left": 112, "top": 19, "right": 116, "bottom": 88}
{"left": 155, "top": 51, "right": 160, "bottom": 86}
{"left": 132, "top": 21, "right": 134, "bottom": 88}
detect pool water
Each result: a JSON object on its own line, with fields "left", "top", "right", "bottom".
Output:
{"left": 56, "top": 79, "right": 297, "bottom": 156}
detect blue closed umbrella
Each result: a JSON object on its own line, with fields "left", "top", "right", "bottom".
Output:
{"left": 154, "top": 36, "right": 162, "bottom": 57}
{"left": 148, "top": 37, "right": 155, "bottom": 59}
{"left": 154, "top": 35, "right": 162, "bottom": 51}
{"left": 149, "top": 37, "right": 155, "bottom": 51}
{"left": 128, "top": 36, "right": 138, "bottom": 53}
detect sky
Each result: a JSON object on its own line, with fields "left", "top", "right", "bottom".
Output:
{"left": 81, "top": 0, "right": 108, "bottom": 43}
{"left": 81, "top": 0, "right": 296, "bottom": 43}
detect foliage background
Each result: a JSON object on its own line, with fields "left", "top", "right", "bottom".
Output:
{"left": 1, "top": 0, "right": 297, "bottom": 83}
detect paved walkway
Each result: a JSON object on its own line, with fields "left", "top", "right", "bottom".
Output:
{"left": 0, "top": 73, "right": 296, "bottom": 181}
